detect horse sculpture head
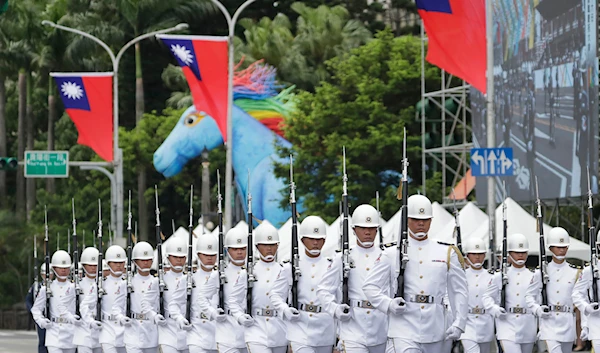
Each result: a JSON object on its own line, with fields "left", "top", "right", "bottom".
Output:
{"left": 154, "top": 106, "right": 223, "bottom": 177}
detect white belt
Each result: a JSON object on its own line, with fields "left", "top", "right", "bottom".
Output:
{"left": 195, "top": 313, "right": 209, "bottom": 320}
{"left": 51, "top": 317, "right": 70, "bottom": 324}
{"left": 508, "top": 307, "right": 527, "bottom": 314}
{"left": 102, "top": 314, "right": 118, "bottom": 321}
{"left": 254, "top": 308, "right": 278, "bottom": 317}
{"left": 408, "top": 294, "right": 437, "bottom": 304}
{"left": 468, "top": 308, "right": 486, "bottom": 314}
{"left": 350, "top": 300, "right": 374, "bottom": 309}
{"left": 550, "top": 305, "right": 571, "bottom": 313}
{"left": 299, "top": 303, "right": 323, "bottom": 313}
{"left": 131, "top": 313, "right": 150, "bottom": 320}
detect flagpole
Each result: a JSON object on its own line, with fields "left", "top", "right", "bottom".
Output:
{"left": 41, "top": 21, "right": 187, "bottom": 240}
{"left": 485, "top": 0, "right": 496, "bottom": 269}
{"left": 210, "top": 0, "right": 258, "bottom": 232}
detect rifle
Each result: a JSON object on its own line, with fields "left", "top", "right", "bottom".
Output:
{"left": 186, "top": 185, "right": 194, "bottom": 322}
{"left": 587, "top": 167, "right": 599, "bottom": 307}
{"left": 155, "top": 186, "right": 166, "bottom": 316}
{"left": 97, "top": 200, "right": 105, "bottom": 320}
{"left": 72, "top": 199, "right": 81, "bottom": 316}
{"left": 33, "top": 234, "right": 38, "bottom": 299}
{"left": 217, "top": 170, "right": 226, "bottom": 310}
{"left": 395, "top": 128, "right": 409, "bottom": 301}
{"left": 247, "top": 172, "right": 256, "bottom": 314}
{"left": 44, "top": 206, "right": 51, "bottom": 319}
{"left": 341, "top": 147, "right": 350, "bottom": 309}
{"left": 126, "top": 191, "right": 133, "bottom": 318}
{"left": 290, "top": 155, "right": 300, "bottom": 308}
{"left": 500, "top": 183, "right": 508, "bottom": 309}
{"left": 376, "top": 191, "right": 383, "bottom": 249}
{"left": 451, "top": 191, "right": 462, "bottom": 253}
{"left": 535, "top": 178, "right": 549, "bottom": 310}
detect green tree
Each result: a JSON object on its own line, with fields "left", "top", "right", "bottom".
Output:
{"left": 276, "top": 30, "right": 441, "bottom": 221}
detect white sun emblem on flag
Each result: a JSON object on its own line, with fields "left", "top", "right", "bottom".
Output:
{"left": 171, "top": 44, "right": 194, "bottom": 65}
{"left": 61, "top": 82, "right": 84, "bottom": 100}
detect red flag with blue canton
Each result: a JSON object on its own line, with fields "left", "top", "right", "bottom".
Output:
{"left": 51, "top": 72, "right": 113, "bottom": 161}
{"left": 417, "top": 0, "right": 487, "bottom": 93}
{"left": 158, "top": 34, "right": 229, "bottom": 141}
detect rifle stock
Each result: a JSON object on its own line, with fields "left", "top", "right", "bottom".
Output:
{"left": 217, "top": 171, "right": 226, "bottom": 310}
{"left": 126, "top": 192, "right": 133, "bottom": 318}
{"left": 186, "top": 185, "right": 194, "bottom": 321}
{"left": 72, "top": 199, "right": 81, "bottom": 316}
{"left": 500, "top": 184, "right": 508, "bottom": 309}
{"left": 587, "top": 167, "right": 599, "bottom": 306}
{"left": 97, "top": 200, "right": 104, "bottom": 320}
{"left": 247, "top": 172, "right": 255, "bottom": 314}
{"left": 341, "top": 147, "right": 350, "bottom": 309}
{"left": 44, "top": 206, "right": 52, "bottom": 319}
{"left": 290, "top": 155, "right": 300, "bottom": 308}
{"left": 155, "top": 186, "right": 166, "bottom": 316}
{"left": 535, "top": 178, "right": 549, "bottom": 310}
{"left": 395, "top": 128, "right": 408, "bottom": 301}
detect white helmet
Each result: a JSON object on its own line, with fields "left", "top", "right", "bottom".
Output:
{"left": 80, "top": 247, "right": 99, "bottom": 265}
{"left": 407, "top": 195, "right": 433, "bottom": 219}
{"left": 507, "top": 233, "right": 529, "bottom": 252}
{"left": 132, "top": 242, "right": 154, "bottom": 260}
{"left": 299, "top": 216, "right": 327, "bottom": 239}
{"left": 225, "top": 227, "right": 248, "bottom": 248}
{"left": 351, "top": 204, "right": 379, "bottom": 228}
{"left": 51, "top": 250, "right": 72, "bottom": 268}
{"left": 463, "top": 237, "right": 487, "bottom": 254}
{"left": 255, "top": 221, "right": 279, "bottom": 245}
{"left": 197, "top": 234, "right": 219, "bottom": 255}
{"left": 547, "top": 227, "right": 570, "bottom": 247}
{"left": 166, "top": 237, "right": 188, "bottom": 257}
{"left": 102, "top": 260, "right": 109, "bottom": 271}
{"left": 105, "top": 245, "right": 126, "bottom": 262}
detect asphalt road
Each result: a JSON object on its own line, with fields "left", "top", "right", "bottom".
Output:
{"left": 0, "top": 330, "right": 39, "bottom": 353}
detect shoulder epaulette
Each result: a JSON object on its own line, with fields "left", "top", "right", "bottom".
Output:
{"left": 241, "top": 265, "right": 247, "bottom": 270}
{"left": 536, "top": 265, "right": 540, "bottom": 269}
{"left": 528, "top": 267, "right": 535, "bottom": 272}
{"left": 282, "top": 259, "right": 290, "bottom": 264}
{"left": 437, "top": 241, "right": 453, "bottom": 246}
{"left": 213, "top": 266, "right": 219, "bottom": 271}
{"left": 327, "top": 257, "right": 333, "bottom": 262}
{"left": 569, "top": 263, "right": 578, "bottom": 269}
{"left": 495, "top": 268, "right": 501, "bottom": 273}
{"left": 384, "top": 242, "right": 397, "bottom": 248}
{"left": 585, "top": 262, "right": 591, "bottom": 267}
{"left": 335, "top": 249, "right": 342, "bottom": 253}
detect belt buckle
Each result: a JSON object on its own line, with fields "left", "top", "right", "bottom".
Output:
{"left": 362, "top": 301, "right": 373, "bottom": 308}
{"left": 262, "top": 309, "right": 273, "bottom": 317}
{"left": 307, "top": 305, "right": 316, "bottom": 312}
{"left": 513, "top": 307, "right": 524, "bottom": 314}
{"left": 472, "top": 308, "right": 482, "bottom": 314}
{"left": 416, "top": 295, "right": 429, "bottom": 303}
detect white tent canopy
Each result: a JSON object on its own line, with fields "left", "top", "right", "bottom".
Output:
{"left": 434, "top": 202, "right": 488, "bottom": 243}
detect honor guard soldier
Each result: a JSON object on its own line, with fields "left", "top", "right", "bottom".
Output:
{"left": 483, "top": 234, "right": 537, "bottom": 353}
{"left": 74, "top": 247, "right": 102, "bottom": 353}
{"left": 526, "top": 227, "right": 579, "bottom": 353}
{"left": 173, "top": 233, "right": 220, "bottom": 353}
{"left": 125, "top": 241, "right": 166, "bottom": 353}
{"left": 270, "top": 216, "right": 336, "bottom": 353}
{"left": 460, "top": 238, "right": 494, "bottom": 353}
{"left": 162, "top": 237, "right": 192, "bottom": 353}
{"left": 318, "top": 204, "right": 389, "bottom": 353}
{"left": 199, "top": 227, "right": 249, "bottom": 353}
{"left": 31, "top": 250, "right": 81, "bottom": 353}
{"left": 27, "top": 266, "right": 50, "bottom": 353}
{"left": 230, "top": 221, "right": 289, "bottom": 353}
{"left": 362, "top": 195, "right": 468, "bottom": 353}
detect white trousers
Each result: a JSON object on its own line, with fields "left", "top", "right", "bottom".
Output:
{"left": 100, "top": 345, "right": 127, "bottom": 353}
{"left": 460, "top": 340, "right": 491, "bottom": 353}
{"left": 342, "top": 340, "right": 387, "bottom": 353}
{"left": 126, "top": 347, "right": 159, "bottom": 353}
{"left": 189, "top": 346, "right": 217, "bottom": 353}
{"left": 47, "top": 348, "right": 76, "bottom": 353}
{"left": 217, "top": 343, "right": 248, "bottom": 353}
{"left": 387, "top": 338, "right": 446, "bottom": 353}
{"left": 499, "top": 341, "right": 534, "bottom": 353}
{"left": 290, "top": 342, "right": 332, "bottom": 353}
{"left": 593, "top": 340, "right": 600, "bottom": 351}
{"left": 545, "top": 340, "right": 572, "bottom": 353}
{"left": 76, "top": 347, "right": 102, "bottom": 353}
{"left": 160, "top": 345, "right": 189, "bottom": 353}
{"left": 246, "top": 343, "right": 287, "bottom": 353}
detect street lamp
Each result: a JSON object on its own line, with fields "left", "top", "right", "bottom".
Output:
{"left": 42, "top": 20, "right": 188, "bottom": 238}
{"left": 210, "top": 0, "right": 257, "bottom": 231}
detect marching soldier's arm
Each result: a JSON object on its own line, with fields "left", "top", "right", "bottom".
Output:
{"left": 112, "top": 281, "right": 128, "bottom": 321}
{"left": 525, "top": 269, "right": 542, "bottom": 313}
{"left": 80, "top": 283, "right": 98, "bottom": 323}
{"left": 167, "top": 278, "right": 187, "bottom": 321}
{"left": 447, "top": 248, "right": 468, "bottom": 329}
{"left": 482, "top": 273, "right": 501, "bottom": 311}
{"left": 198, "top": 271, "right": 219, "bottom": 319}
{"left": 362, "top": 251, "right": 393, "bottom": 314}
{"left": 228, "top": 269, "right": 248, "bottom": 320}
{"left": 30, "top": 286, "right": 47, "bottom": 324}
{"left": 141, "top": 278, "right": 160, "bottom": 320}
{"left": 316, "top": 254, "right": 343, "bottom": 316}
{"left": 572, "top": 266, "right": 592, "bottom": 312}
{"left": 270, "top": 264, "right": 292, "bottom": 313}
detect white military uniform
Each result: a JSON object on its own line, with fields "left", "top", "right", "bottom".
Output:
{"left": 31, "top": 281, "right": 77, "bottom": 353}
{"left": 460, "top": 267, "right": 494, "bottom": 353}
{"left": 318, "top": 244, "right": 388, "bottom": 353}
{"left": 525, "top": 261, "right": 579, "bottom": 353}
{"left": 74, "top": 276, "right": 101, "bottom": 353}
{"left": 124, "top": 273, "right": 160, "bottom": 353}
{"left": 482, "top": 266, "right": 537, "bottom": 353}
{"left": 199, "top": 263, "right": 249, "bottom": 353}
{"left": 362, "top": 238, "right": 468, "bottom": 353}
{"left": 572, "top": 265, "right": 600, "bottom": 351}
{"left": 161, "top": 270, "right": 190, "bottom": 353}
{"left": 230, "top": 260, "right": 288, "bottom": 353}
{"left": 270, "top": 252, "right": 336, "bottom": 353}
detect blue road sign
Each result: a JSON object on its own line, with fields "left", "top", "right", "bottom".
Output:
{"left": 470, "top": 148, "right": 514, "bottom": 177}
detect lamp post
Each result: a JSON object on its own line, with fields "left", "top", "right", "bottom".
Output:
{"left": 42, "top": 20, "right": 188, "bottom": 238}
{"left": 210, "top": 0, "right": 257, "bottom": 231}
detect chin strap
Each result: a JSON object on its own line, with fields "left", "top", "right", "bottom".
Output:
{"left": 228, "top": 252, "right": 245, "bottom": 266}
{"left": 260, "top": 254, "right": 275, "bottom": 262}
{"left": 408, "top": 229, "right": 427, "bottom": 239}
{"left": 465, "top": 257, "right": 483, "bottom": 269}
{"left": 307, "top": 249, "right": 321, "bottom": 256}
{"left": 508, "top": 254, "right": 526, "bottom": 266}
{"left": 356, "top": 238, "right": 374, "bottom": 248}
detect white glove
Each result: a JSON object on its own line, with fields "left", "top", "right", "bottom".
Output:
{"left": 213, "top": 308, "right": 228, "bottom": 323}
{"left": 283, "top": 307, "right": 300, "bottom": 322}
{"left": 153, "top": 314, "right": 167, "bottom": 326}
{"left": 585, "top": 303, "right": 600, "bottom": 315}
{"left": 119, "top": 316, "right": 132, "bottom": 327}
{"left": 388, "top": 297, "right": 406, "bottom": 315}
{"left": 177, "top": 317, "right": 193, "bottom": 331}
{"left": 581, "top": 326, "right": 589, "bottom": 341}
{"left": 334, "top": 304, "right": 352, "bottom": 322}
{"left": 38, "top": 318, "right": 52, "bottom": 329}
{"left": 535, "top": 305, "right": 551, "bottom": 318}
{"left": 90, "top": 320, "right": 103, "bottom": 330}
{"left": 445, "top": 325, "right": 463, "bottom": 341}
{"left": 65, "top": 313, "right": 81, "bottom": 324}
{"left": 237, "top": 314, "right": 255, "bottom": 327}
{"left": 492, "top": 306, "right": 507, "bottom": 319}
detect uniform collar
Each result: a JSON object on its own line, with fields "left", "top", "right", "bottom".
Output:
{"left": 301, "top": 251, "right": 321, "bottom": 263}
{"left": 549, "top": 260, "right": 567, "bottom": 268}
{"left": 408, "top": 236, "right": 430, "bottom": 246}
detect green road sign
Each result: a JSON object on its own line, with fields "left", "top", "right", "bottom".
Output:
{"left": 25, "top": 151, "right": 69, "bottom": 178}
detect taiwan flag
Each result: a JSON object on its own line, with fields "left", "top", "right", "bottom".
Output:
{"left": 157, "top": 34, "right": 229, "bottom": 141}
{"left": 51, "top": 72, "right": 113, "bottom": 161}
{"left": 417, "top": 0, "right": 487, "bottom": 93}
